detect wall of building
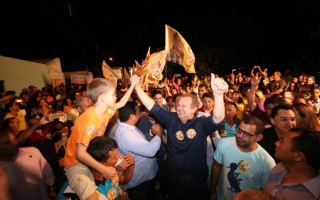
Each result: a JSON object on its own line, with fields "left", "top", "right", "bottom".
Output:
{"left": 0, "top": 55, "right": 50, "bottom": 93}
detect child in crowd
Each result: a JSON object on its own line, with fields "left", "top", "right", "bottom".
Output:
{"left": 58, "top": 136, "right": 135, "bottom": 200}
{"left": 63, "top": 75, "right": 139, "bottom": 200}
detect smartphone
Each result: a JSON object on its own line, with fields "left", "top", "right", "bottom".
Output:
{"left": 49, "top": 113, "right": 60, "bottom": 121}
{"left": 16, "top": 99, "right": 22, "bottom": 103}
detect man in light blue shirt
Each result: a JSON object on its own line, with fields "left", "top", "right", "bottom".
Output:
{"left": 115, "top": 101, "right": 162, "bottom": 200}
{"left": 210, "top": 116, "right": 275, "bottom": 200}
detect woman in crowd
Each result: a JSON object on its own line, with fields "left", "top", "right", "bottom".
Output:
{"left": 292, "top": 103, "right": 320, "bottom": 131}
{"left": 299, "top": 76, "right": 315, "bottom": 93}
{"left": 62, "top": 98, "right": 74, "bottom": 114}
{"left": 38, "top": 99, "right": 54, "bottom": 115}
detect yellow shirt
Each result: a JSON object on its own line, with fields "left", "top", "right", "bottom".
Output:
{"left": 4, "top": 110, "right": 27, "bottom": 131}
{"left": 64, "top": 106, "right": 116, "bottom": 169}
{"left": 236, "top": 103, "right": 245, "bottom": 120}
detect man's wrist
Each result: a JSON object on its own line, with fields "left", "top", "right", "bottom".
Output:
{"left": 213, "top": 92, "right": 224, "bottom": 97}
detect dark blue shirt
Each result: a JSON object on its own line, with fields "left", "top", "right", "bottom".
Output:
{"left": 150, "top": 104, "right": 224, "bottom": 186}
{"left": 137, "top": 116, "right": 167, "bottom": 160}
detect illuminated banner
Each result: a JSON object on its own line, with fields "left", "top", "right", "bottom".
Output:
{"left": 102, "top": 60, "right": 118, "bottom": 87}
{"left": 165, "top": 24, "right": 196, "bottom": 73}
{"left": 71, "top": 75, "right": 93, "bottom": 84}
{"left": 135, "top": 50, "right": 167, "bottom": 87}
{"left": 46, "top": 57, "right": 66, "bottom": 87}
{"left": 122, "top": 67, "right": 131, "bottom": 87}
{"left": 112, "top": 67, "right": 123, "bottom": 79}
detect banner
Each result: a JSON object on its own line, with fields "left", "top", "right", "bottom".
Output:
{"left": 121, "top": 67, "right": 131, "bottom": 88}
{"left": 165, "top": 25, "right": 196, "bottom": 73}
{"left": 71, "top": 75, "right": 93, "bottom": 84}
{"left": 46, "top": 57, "right": 65, "bottom": 87}
{"left": 112, "top": 67, "right": 123, "bottom": 79}
{"left": 102, "top": 60, "right": 118, "bottom": 87}
{"left": 135, "top": 50, "right": 167, "bottom": 87}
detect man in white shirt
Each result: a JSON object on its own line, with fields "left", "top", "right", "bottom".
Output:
{"left": 115, "top": 101, "right": 162, "bottom": 200}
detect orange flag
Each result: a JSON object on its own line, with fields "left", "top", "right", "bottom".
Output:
{"left": 165, "top": 24, "right": 196, "bottom": 73}
{"left": 122, "top": 67, "right": 131, "bottom": 87}
{"left": 146, "top": 46, "right": 151, "bottom": 57}
{"left": 134, "top": 60, "right": 141, "bottom": 69}
{"left": 135, "top": 50, "right": 167, "bottom": 88}
{"left": 102, "top": 60, "right": 118, "bottom": 87}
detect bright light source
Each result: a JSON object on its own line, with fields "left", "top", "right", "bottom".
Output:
{"left": 108, "top": 57, "right": 113, "bottom": 62}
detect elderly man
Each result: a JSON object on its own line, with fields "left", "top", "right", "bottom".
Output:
{"left": 135, "top": 73, "right": 228, "bottom": 200}
{"left": 67, "top": 97, "right": 93, "bottom": 123}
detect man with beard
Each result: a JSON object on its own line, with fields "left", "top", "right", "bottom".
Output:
{"left": 210, "top": 116, "right": 275, "bottom": 200}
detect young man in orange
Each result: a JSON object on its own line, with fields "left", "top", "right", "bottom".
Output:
{"left": 64, "top": 75, "right": 139, "bottom": 200}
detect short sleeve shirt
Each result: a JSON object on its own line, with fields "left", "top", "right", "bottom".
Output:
{"left": 214, "top": 137, "right": 276, "bottom": 200}
{"left": 5, "top": 110, "right": 27, "bottom": 130}
{"left": 64, "top": 106, "right": 116, "bottom": 168}
{"left": 149, "top": 104, "right": 223, "bottom": 186}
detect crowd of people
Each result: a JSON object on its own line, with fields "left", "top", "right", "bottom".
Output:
{"left": 0, "top": 65, "right": 320, "bottom": 200}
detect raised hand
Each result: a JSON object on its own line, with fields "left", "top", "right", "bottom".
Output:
{"left": 211, "top": 73, "right": 228, "bottom": 96}
{"left": 251, "top": 74, "right": 262, "bottom": 86}
{"left": 130, "top": 74, "right": 140, "bottom": 87}
{"left": 253, "top": 65, "right": 260, "bottom": 69}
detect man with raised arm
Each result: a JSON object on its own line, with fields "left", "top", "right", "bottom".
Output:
{"left": 134, "top": 73, "right": 228, "bottom": 200}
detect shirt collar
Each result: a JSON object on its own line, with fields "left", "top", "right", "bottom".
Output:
{"left": 185, "top": 116, "right": 198, "bottom": 124}
{"left": 278, "top": 164, "right": 320, "bottom": 198}
{"left": 118, "top": 121, "right": 135, "bottom": 129}
{"left": 118, "top": 121, "right": 146, "bottom": 138}
{"left": 302, "top": 174, "right": 320, "bottom": 198}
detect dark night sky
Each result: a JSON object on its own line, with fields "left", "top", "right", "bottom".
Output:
{"left": 1, "top": 1, "right": 320, "bottom": 75}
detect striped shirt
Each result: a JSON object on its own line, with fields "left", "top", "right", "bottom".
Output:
{"left": 264, "top": 163, "right": 320, "bottom": 200}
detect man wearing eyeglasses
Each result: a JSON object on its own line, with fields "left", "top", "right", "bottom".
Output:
{"left": 210, "top": 116, "right": 276, "bottom": 200}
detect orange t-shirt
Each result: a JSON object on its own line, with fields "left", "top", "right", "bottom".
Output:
{"left": 64, "top": 106, "right": 116, "bottom": 169}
